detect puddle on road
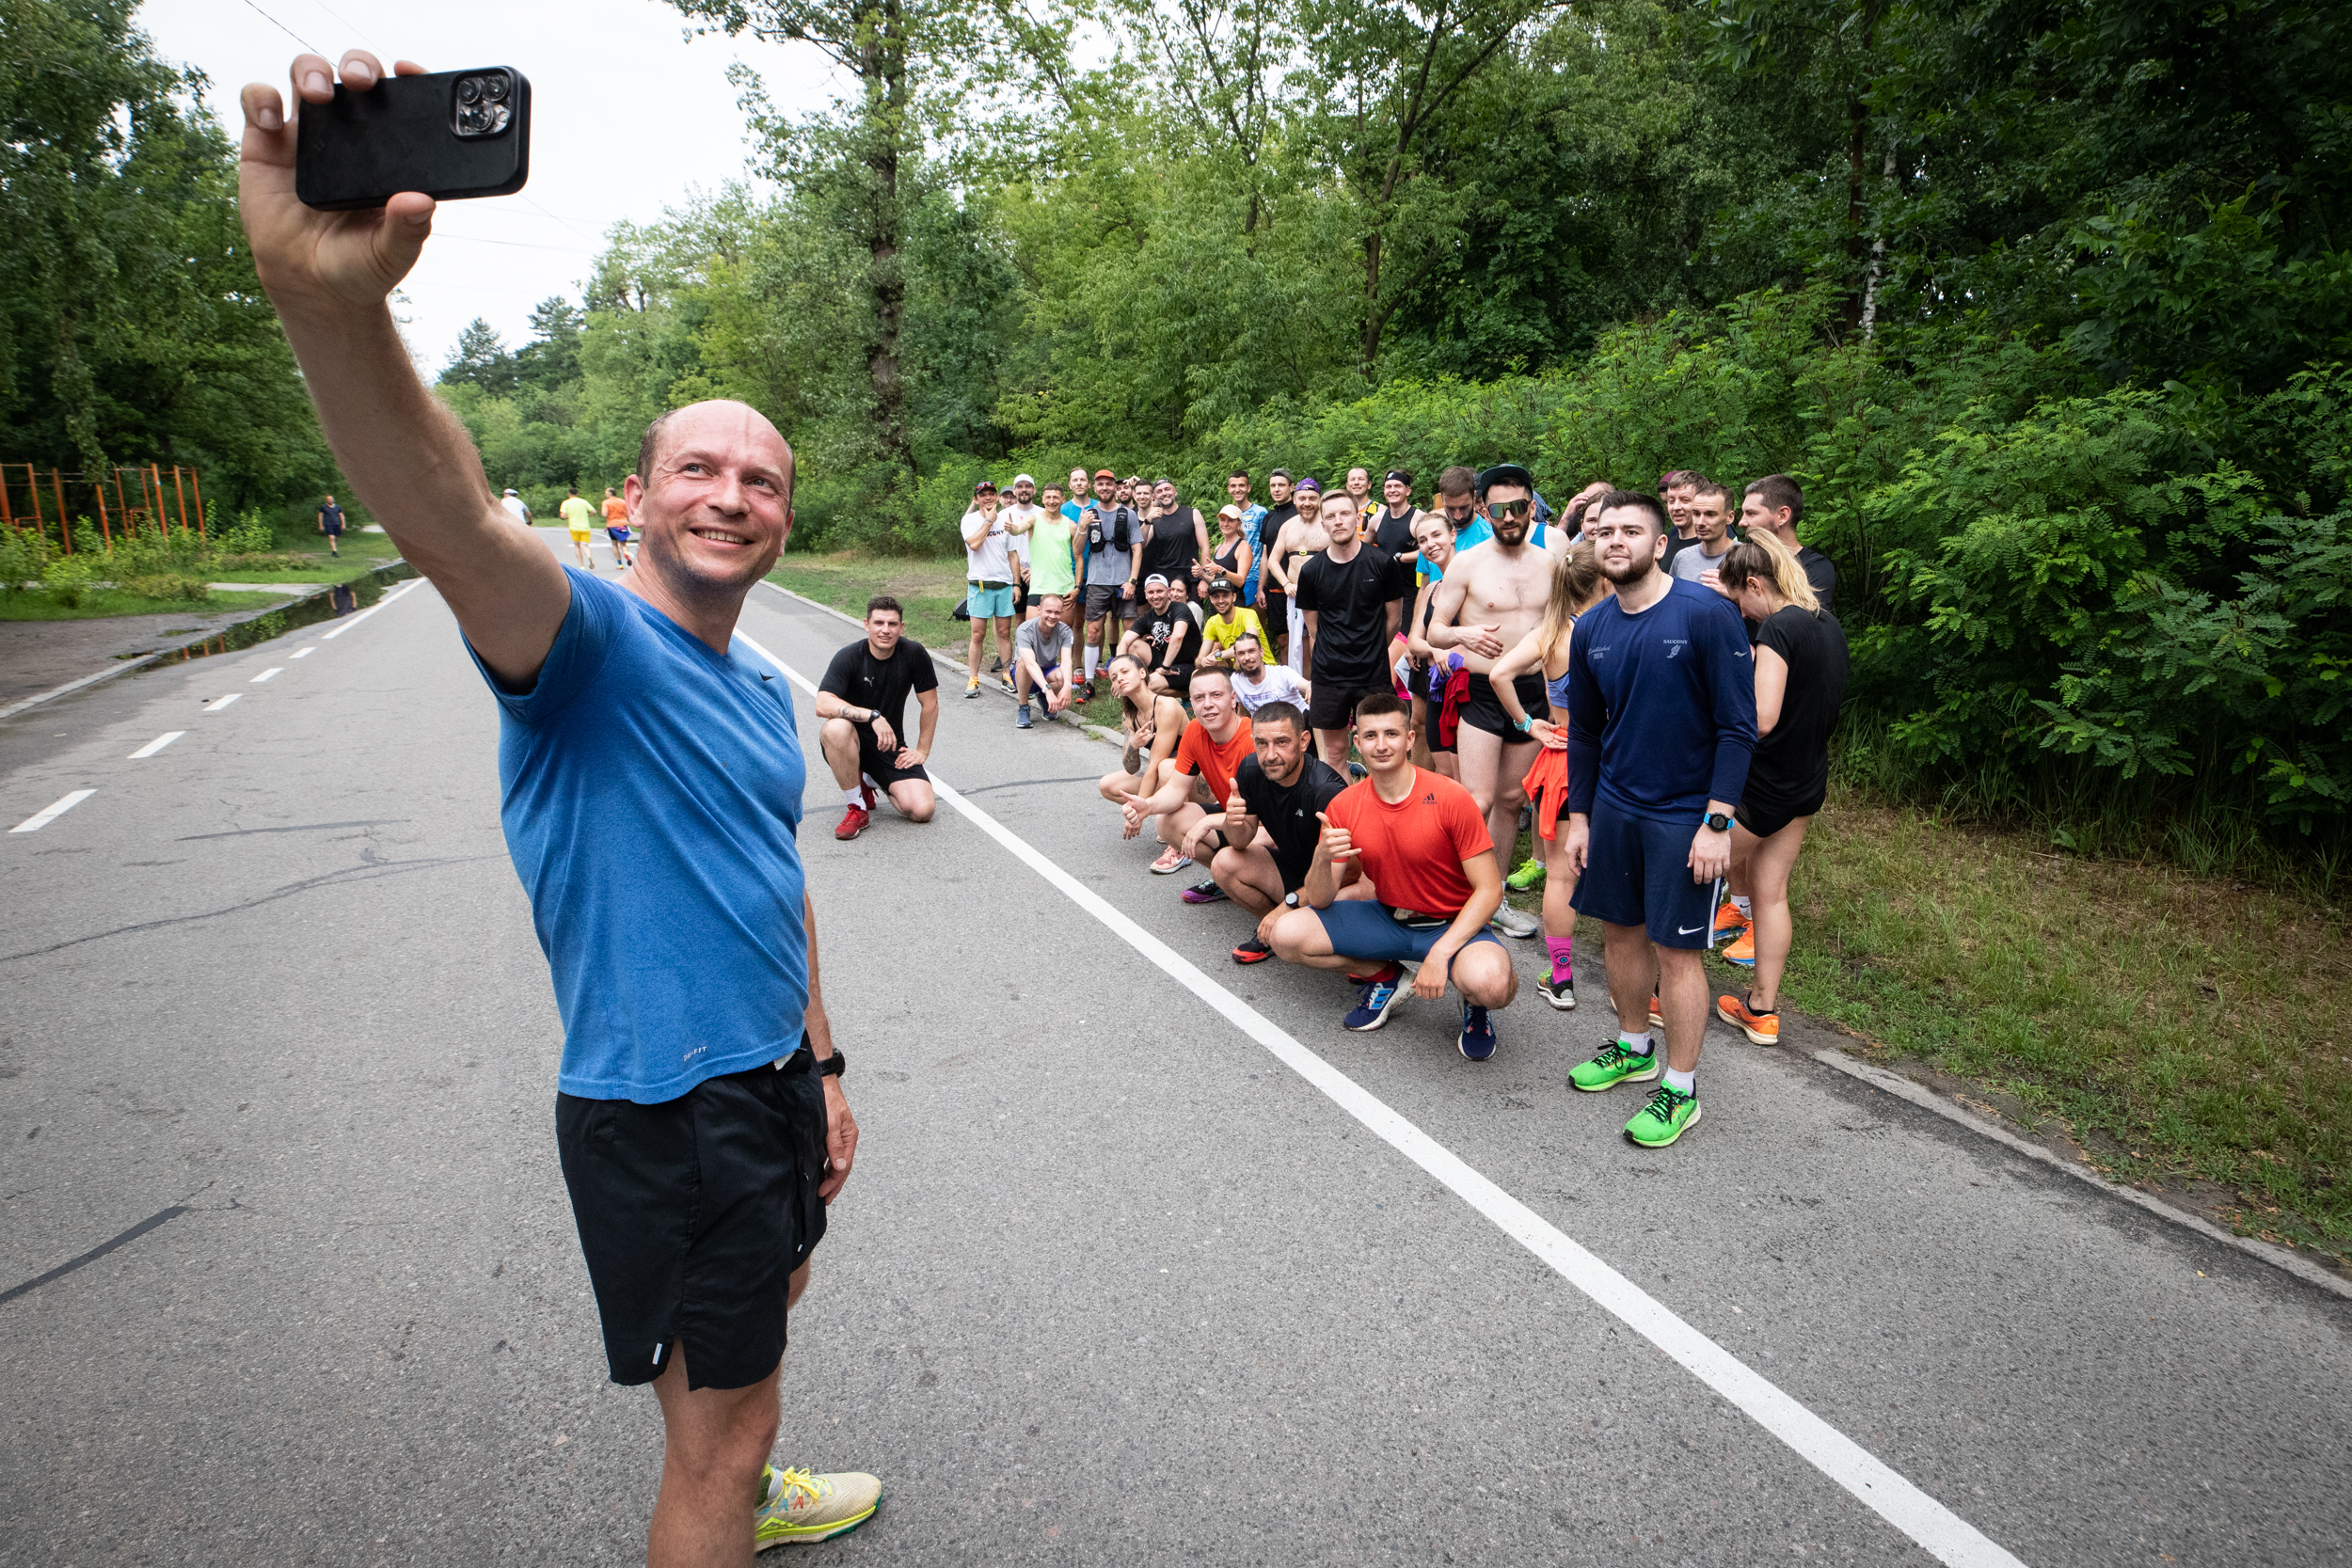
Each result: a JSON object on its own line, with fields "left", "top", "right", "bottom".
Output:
{"left": 144, "top": 562, "right": 417, "bottom": 669}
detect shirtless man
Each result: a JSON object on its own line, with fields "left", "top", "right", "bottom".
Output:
{"left": 1426, "top": 462, "right": 1553, "bottom": 939}
{"left": 1260, "top": 475, "right": 1331, "bottom": 673}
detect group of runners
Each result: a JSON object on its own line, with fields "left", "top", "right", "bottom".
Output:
{"left": 828, "top": 458, "right": 1850, "bottom": 1150}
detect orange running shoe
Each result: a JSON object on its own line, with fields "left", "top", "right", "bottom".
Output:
{"left": 1710, "top": 899, "right": 1751, "bottom": 946}
{"left": 1720, "top": 926, "right": 1756, "bottom": 967}
{"left": 1716, "top": 991, "right": 1779, "bottom": 1045}
{"left": 1647, "top": 993, "right": 1665, "bottom": 1030}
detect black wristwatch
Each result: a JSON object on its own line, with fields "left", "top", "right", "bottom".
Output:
{"left": 1283, "top": 890, "right": 1301, "bottom": 908}
{"left": 816, "top": 1050, "right": 847, "bottom": 1080}
{"left": 1702, "top": 811, "right": 1733, "bottom": 832}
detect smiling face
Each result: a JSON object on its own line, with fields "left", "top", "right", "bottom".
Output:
{"left": 1227, "top": 473, "right": 1251, "bottom": 507}
{"left": 625, "top": 401, "right": 793, "bottom": 598}
{"left": 865, "top": 605, "right": 903, "bottom": 657}
{"left": 1154, "top": 481, "right": 1178, "bottom": 511}
{"left": 1145, "top": 578, "right": 1173, "bottom": 612}
{"left": 1069, "top": 468, "right": 1090, "bottom": 500}
{"left": 1383, "top": 476, "right": 1408, "bottom": 508}
{"left": 1353, "top": 706, "right": 1411, "bottom": 772}
{"left": 1346, "top": 467, "right": 1371, "bottom": 501}
{"left": 1412, "top": 510, "right": 1455, "bottom": 570}
{"left": 1484, "top": 482, "right": 1534, "bottom": 547}
{"left": 1234, "top": 636, "right": 1265, "bottom": 676}
{"left": 1665, "top": 483, "right": 1697, "bottom": 533}
{"left": 1013, "top": 478, "right": 1035, "bottom": 504}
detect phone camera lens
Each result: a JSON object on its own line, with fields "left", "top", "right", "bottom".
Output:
{"left": 456, "top": 77, "right": 482, "bottom": 103}
{"left": 481, "top": 73, "right": 509, "bottom": 102}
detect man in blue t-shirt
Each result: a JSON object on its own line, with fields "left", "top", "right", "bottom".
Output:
{"left": 1560, "top": 489, "right": 1757, "bottom": 1151}
{"left": 241, "top": 60, "right": 881, "bottom": 1557}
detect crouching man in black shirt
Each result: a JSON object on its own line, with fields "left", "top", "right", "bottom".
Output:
{"left": 1209, "top": 701, "right": 1359, "bottom": 964}
{"left": 814, "top": 594, "right": 940, "bottom": 841}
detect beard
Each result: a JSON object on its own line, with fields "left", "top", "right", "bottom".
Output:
{"left": 1598, "top": 544, "right": 1658, "bottom": 586}
{"left": 1493, "top": 513, "right": 1533, "bottom": 547}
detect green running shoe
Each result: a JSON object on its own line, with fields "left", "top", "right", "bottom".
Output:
{"left": 754, "top": 1465, "right": 882, "bottom": 1547}
{"left": 1623, "top": 1083, "right": 1702, "bottom": 1147}
{"left": 1568, "top": 1039, "right": 1659, "bottom": 1092}
{"left": 1504, "top": 856, "right": 1546, "bottom": 891}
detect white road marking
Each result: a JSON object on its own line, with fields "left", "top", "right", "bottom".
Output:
{"left": 128, "top": 732, "right": 186, "bottom": 759}
{"left": 202, "top": 693, "right": 242, "bottom": 712}
{"left": 250, "top": 667, "right": 283, "bottom": 684}
{"left": 321, "top": 577, "right": 426, "bottom": 640}
{"left": 10, "top": 789, "right": 95, "bottom": 834}
{"left": 291, "top": 645, "right": 317, "bottom": 659}
{"left": 735, "top": 625, "right": 2031, "bottom": 1568}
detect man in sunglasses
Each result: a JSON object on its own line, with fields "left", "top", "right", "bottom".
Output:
{"left": 1424, "top": 463, "right": 1555, "bottom": 939}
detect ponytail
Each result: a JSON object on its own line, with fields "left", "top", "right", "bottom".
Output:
{"left": 1716, "top": 533, "right": 1818, "bottom": 613}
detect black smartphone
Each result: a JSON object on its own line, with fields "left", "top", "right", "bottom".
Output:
{"left": 294, "top": 67, "right": 532, "bottom": 211}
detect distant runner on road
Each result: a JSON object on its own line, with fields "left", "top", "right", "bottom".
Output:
{"left": 238, "top": 50, "right": 881, "bottom": 1558}
{"left": 499, "top": 485, "right": 531, "bottom": 525}
{"left": 559, "top": 483, "right": 597, "bottom": 571}
{"left": 600, "top": 485, "right": 633, "bottom": 569}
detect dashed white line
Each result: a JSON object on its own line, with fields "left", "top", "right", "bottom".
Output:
{"left": 290, "top": 645, "right": 317, "bottom": 658}
{"left": 734, "top": 624, "right": 2031, "bottom": 1568}
{"left": 321, "top": 577, "right": 427, "bottom": 640}
{"left": 128, "top": 732, "right": 186, "bottom": 759}
{"left": 10, "top": 789, "right": 95, "bottom": 833}
{"left": 250, "top": 667, "right": 283, "bottom": 683}
{"left": 201, "top": 693, "right": 242, "bottom": 712}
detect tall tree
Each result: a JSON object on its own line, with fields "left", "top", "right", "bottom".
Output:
{"left": 660, "top": 0, "right": 1070, "bottom": 532}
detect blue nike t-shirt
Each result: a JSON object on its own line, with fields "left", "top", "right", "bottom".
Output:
{"left": 1565, "top": 577, "right": 1757, "bottom": 822}
{"left": 469, "top": 568, "right": 810, "bottom": 1103}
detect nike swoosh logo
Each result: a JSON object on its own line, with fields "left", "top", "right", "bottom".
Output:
{"left": 1677, "top": 924, "right": 1706, "bottom": 935}
{"left": 760, "top": 673, "right": 774, "bottom": 681}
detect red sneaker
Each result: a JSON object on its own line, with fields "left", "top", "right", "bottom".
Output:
{"left": 834, "top": 806, "right": 871, "bottom": 841}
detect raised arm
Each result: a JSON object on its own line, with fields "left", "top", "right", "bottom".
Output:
{"left": 238, "top": 52, "right": 567, "bottom": 686}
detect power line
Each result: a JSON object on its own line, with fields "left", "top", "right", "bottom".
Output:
{"left": 239, "top": 0, "right": 319, "bottom": 56}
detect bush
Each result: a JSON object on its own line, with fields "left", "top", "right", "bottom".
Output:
{"left": 41, "top": 553, "right": 94, "bottom": 607}
{"left": 215, "top": 509, "right": 275, "bottom": 556}
{"left": 119, "top": 574, "right": 213, "bottom": 603}
{"left": 0, "top": 527, "right": 47, "bottom": 594}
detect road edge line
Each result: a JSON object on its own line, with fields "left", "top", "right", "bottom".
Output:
{"left": 735, "top": 629, "right": 2028, "bottom": 1568}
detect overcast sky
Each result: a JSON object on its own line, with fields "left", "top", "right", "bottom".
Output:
{"left": 144, "top": 0, "right": 840, "bottom": 374}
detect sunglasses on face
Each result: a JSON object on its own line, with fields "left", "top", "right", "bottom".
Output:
{"left": 1488, "top": 499, "right": 1533, "bottom": 520}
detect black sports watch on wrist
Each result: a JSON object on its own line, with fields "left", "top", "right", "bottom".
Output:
{"left": 817, "top": 1050, "right": 847, "bottom": 1080}
{"left": 1283, "top": 891, "right": 1301, "bottom": 908}
{"left": 1702, "top": 811, "right": 1734, "bottom": 832}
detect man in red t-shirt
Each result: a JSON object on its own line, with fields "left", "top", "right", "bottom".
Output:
{"left": 1268, "top": 690, "right": 1517, "bottom": 1058}
{"left": 1118, "top": 667, "right": 1255, "bottom": 886}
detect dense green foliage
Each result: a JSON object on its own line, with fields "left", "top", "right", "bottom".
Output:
{"left": 422, "top": 0, "right": 2348, "bottom": 863}
{"left": 0, "top": 0, "right": 337, "bottom": 511}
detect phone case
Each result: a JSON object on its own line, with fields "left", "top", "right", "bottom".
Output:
{"left": 294, "top": 68, "right": 532, "bottom": 211}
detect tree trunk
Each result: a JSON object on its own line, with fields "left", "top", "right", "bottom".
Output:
{"left": 861, "top": 0, "right": 917, "bottom": 521}
{"left": 1858, "top": 146, "right": 1899, "bottom": 341}
{"left": 1359, "top": 229, "right": 1384, "bottom": 372}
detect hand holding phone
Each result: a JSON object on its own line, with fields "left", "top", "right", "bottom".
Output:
{"left": 295, "top": 64, "right": 531, "bottom": 210}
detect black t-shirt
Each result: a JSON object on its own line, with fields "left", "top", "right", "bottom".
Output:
{"left": 1136, "top": 602, "right": 1200, "bottom": 675}
{"left": 318, "top": 503, "right": 344, "bottom": 531}
{"left": 1139, "top": 507, "right": 1203, "bottom": 586}
{"left": 1371, "top": 506, "right": 1419, "bottom": 609}
{"left": 818, "top": 638, "right": 938, "bottom": 744}
{"left": 1295, "top": 547, "right": 1411, "bottom": 687}
{"left": 1796, "top": 546, "right": 1836, "bottom": 613}
{"left": 1259, "top": 502, "right": 1298, "bottom": 597}
{"left": 1237, "top": 753, "right": 1348, "bottom": 891}
{"left": 1746, "top": 607, "right": 1849, "bottom": 809}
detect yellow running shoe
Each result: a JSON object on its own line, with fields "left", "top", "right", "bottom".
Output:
{"left": 755, "top": 1465, "right": 882, "bottom": 1548}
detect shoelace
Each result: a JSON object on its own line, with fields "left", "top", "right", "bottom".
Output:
{"left": 1590, "top": 1040, "right": 1643, "bottom": 1069}
{"left": 1638, "top": 1083, "right": 1692, "bottom": 1122}
{"left": 766, "top": 1466, "right": 827, "bottom": 1512}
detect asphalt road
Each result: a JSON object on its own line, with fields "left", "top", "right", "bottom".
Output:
{"left": 2, "top": 536, "right": 2346, "bottom": 1567}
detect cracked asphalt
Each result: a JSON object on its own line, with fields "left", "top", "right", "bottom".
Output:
{"left": 1, "top": 541, "right": 2346, "bottom": 1566}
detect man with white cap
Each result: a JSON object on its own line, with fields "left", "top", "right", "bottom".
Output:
{"left": 500, "top": 487, "right": 531, "bottom": 525}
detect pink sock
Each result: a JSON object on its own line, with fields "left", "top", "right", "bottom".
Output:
{"left": 1545, "top": 935, "right": 1573, "bottom": 981}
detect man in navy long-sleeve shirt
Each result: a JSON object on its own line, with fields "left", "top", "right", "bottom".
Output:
{"left": 1562, "top": 489, "right": 1757, "bottom": 1148}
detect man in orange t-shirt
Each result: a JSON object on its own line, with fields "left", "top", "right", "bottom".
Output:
{"left": 599, "top": 486, "right": 634, "bottom": 569}
{"left": 1117, "top": 667, "right": 1253, "bottom": 885}
{"left": 1268, "top": 689, "right": 1516, "bottom": 1058}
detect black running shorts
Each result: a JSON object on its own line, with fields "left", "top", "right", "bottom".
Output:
{"left": 856, "top": 731, "right": 930, "bottom": 790}
{"left": 1735, "top": 789, "right": 1821, "bottom": 842}
{"left": 1309, "top": 678, "right": 1391, "bottom": 733}
{"left": 1457, "top": 671, "right": 1549, "bottom": 739}
{"left": 556, "top": 1047, "right": 829, "bottom": 1390}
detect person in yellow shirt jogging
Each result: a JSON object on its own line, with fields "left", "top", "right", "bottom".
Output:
{"left": 558, "top": 483, "right": 597, "bottom": 570}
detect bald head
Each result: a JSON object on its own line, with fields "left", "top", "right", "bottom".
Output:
{"left": 638, "top": 401, "right": 794, "bottom": 506}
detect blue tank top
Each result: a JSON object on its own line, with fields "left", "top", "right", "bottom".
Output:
{"left": 1546, "top": 661, "right": 1574, "bottom": 716}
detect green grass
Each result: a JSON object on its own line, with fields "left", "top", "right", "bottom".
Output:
{"left": 0, "top": 587, "right": 293, "bottom": 621}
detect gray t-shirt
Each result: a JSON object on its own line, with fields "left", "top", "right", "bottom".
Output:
{"left": 1015, "top": 615, "right": 1074, "bottom": 672}
{"left": 1670, "top": 539, "right": 1735, "bottom": 581}
{"left": 1082, "top": 502, "right": 1136, "bottom": 591}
